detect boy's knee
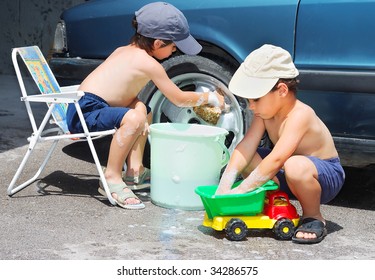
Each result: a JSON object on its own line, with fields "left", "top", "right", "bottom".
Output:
{"left": 121, "top": 109, "right": 147, "bottom": 130}
{"left": 284, "top": 156, "right": 315, "bottom": 182}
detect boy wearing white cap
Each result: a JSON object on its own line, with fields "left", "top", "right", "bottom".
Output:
{"left": 216, "top": 44, "right": 345, "bottom": 244}
{"left": 66, "top": 2, "right": 224, "bottom": 209}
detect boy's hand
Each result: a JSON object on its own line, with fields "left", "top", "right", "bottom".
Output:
{"left": 216, "top": 91, "right": 225, "bottom": 109}
{"left": 207, "top": 90, "right": 225, "bottom": 109}
{"left": 215, "top": 187, "right": 229, "bottom": 195}
{"left": 215, "top": 168, "right": 238, "bottom": 195}
{"left": 216, "top": 88, "right": 231, "bottom": 112}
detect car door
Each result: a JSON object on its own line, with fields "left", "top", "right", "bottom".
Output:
{"left": 294, "top": 0, "right": 375, "bottom": 144}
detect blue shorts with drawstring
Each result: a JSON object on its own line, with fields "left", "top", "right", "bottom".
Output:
{"left": 257, "top": 148, "right": 345, "bottom": 204}
{"left": 66, "top": 92, "right": 150, "bottom": 133}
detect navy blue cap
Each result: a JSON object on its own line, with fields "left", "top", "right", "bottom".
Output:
{"left": 135, "top": 2, "right": 202, "bottom": 55}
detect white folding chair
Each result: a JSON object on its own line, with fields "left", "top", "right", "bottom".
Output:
{"left": 8, "top": 45, "right": 117, "bottom": 205}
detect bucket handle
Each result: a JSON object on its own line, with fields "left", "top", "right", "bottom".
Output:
{"left": 215, "top": 136, "right": 230, "bottom": 168}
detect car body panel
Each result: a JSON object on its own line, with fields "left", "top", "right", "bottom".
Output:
{"left": 62, "top": 0, "right": 299, "bottom": 60}
{"left": 293, "top": 0, "right": 375, "bottom": 141}
{"left": 176, "top": 0, "right": 299, "bottom": 63}
{"left": 295, "top": 0, "right": 375, "bottom": 70}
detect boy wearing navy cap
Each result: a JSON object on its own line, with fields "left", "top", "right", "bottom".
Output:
{"left": 67, "top": 2, "right": 225, "bottom": 209}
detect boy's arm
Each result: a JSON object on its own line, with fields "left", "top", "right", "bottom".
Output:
{"left": 147, "top": 61, "right": 224, "bottom": 108}
{"left": 231, "top": 109, "right": 310, "bottom": 194}
{"left": 216, "top": 116, "right": 266, "bottom": 194}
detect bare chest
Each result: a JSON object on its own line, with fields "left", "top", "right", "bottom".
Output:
{"left": 264, "top": 119, "right": 286, "bottom": 144}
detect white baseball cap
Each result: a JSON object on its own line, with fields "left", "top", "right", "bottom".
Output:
{"left": 229, "top": 44, "right": 299, "bottom": 99}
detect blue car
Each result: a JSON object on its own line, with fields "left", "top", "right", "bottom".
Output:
{"left": 49, "top": 0, "right": 375, "bottom": 167}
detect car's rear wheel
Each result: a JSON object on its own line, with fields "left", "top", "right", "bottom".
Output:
{"left": 139, "top": 55, "right": 252, "bottom": 155}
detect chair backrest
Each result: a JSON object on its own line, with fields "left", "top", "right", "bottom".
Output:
{"left": 13, "top": 46, "right": 69, "bottom": 133}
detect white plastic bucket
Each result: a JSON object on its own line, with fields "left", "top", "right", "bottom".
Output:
{"left": 149, "top": 123, "right": 229, "bottom": 210}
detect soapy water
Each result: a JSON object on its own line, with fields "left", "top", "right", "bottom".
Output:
{"left": 216, "top": 87, "right": 232, "bottom": 114}
{"left": 222, "top": 103, "right": 231, "bottom": 113}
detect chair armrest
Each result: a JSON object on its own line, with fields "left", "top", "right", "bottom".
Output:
{"left": 21, "top": 91, "right": 85, "bottom": 103}
{"left": 60, "top": 85, "right": 80, "bottom": 92}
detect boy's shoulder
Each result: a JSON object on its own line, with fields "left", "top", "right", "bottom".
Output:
{"left": 114, "top": 45, "right": 158, "bottom": 66}
{"left": 294, "top": 100, "right": 315, "bottom": 116}
{"left": 286, "top": 101, "right": 317, "bottom": 125}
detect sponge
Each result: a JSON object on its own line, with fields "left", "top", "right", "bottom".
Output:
{"left": 193, "top": 88, "right": 230, "bottom": 125}
{"left": 193, "top": 105, "right": 221, "bottom": 125}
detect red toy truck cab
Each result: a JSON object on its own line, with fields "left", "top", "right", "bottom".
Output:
{"left": 263, "top": 190, "right": 300, "bottom": 240}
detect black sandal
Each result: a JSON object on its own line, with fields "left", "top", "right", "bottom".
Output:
{"left": 292, "top": 217, "right": 327, "bottom": 244}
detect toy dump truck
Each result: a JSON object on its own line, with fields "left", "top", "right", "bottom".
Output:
{"left": 195, "top": 180, "right": 300, "bottom": 241}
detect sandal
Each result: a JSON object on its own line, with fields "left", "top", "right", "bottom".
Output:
{"left": 292, "top": 217, "right": 327, "bottom": 244}
{"left": 123, "top": 168, "right": 151, "bottom": 190}
{"left": 98, "top": 181, "right": 145, "bottom": 210}
{"left": 102, "top": 167, "right": 150, "bottom": 191}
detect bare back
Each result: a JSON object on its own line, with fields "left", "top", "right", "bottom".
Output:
{"left": 79, "top": 45, "right": 154, "bottom": 107}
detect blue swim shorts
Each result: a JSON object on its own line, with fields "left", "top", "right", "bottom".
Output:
{"left": 66, "top": 92, "right": 150, "bottom": 133}
{"left": 257, "top": 148, "right": 345, "bottom": 204}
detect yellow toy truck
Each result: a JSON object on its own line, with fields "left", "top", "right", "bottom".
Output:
{"left": 195, "top": 180, "right": 300, "bottom": 241}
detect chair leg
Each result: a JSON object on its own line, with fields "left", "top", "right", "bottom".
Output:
{"left": 7, "top": 138, "right": 59, "bottom": 196}
{"left": 86, "top": 137, "right": 117, "bottom": 206}
{"left": 73, "top": 102, "right": 117, "bottom": 206}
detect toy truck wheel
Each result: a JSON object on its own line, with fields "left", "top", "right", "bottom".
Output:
{"left": 273, "top": 218, "right": 295, "bottom": 240}
{"left": 225, "top": 218, "right": 248, "bottom": 241}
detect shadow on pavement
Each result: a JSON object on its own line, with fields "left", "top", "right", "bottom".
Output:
{"left": 38, "top": 170, "right": 151, "bottom": 203}
{"left": 61, "top": 134, "right": 152, "bottom": 169}
{"left": 330, "top": 165, "right": 375, "bottom": 211}
{"left": 61, "top": 136, "right": 111, "bottom": 166}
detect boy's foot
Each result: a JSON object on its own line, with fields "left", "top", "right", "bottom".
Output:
{"left": 292, "top": 217, "right": 327, "bottom": 244}
{"left": 123, "top": 168, "right": 151, "bottom": 190}
{"left": 98, "top": 181, "right": 145, "bottom": 210}
{"left": 102, "top": 167, "right": 150, "bottom": 191}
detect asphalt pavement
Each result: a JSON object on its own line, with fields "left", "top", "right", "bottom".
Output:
{"left": 0, "top": 74, "right": 374, "bottom": 277}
